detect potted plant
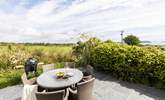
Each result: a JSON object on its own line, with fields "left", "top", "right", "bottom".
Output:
{"left": 73, "top": 33, "right": 101, "bottom": 76}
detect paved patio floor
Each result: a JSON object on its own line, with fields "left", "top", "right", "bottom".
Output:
{"left": 92, "top": 72, "right": 165, "bottom": 100}
{"left": 0, "top": 71, "right": 165, "bottom": 100}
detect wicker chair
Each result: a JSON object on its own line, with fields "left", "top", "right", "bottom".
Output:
{"left": 68, "top": 78, "right": 95, "bottom": 100}
{"left": 36, "top": 89, "right": 69, "bottom": 100}
{"left": 42, "top": 64, "right": 55, "bottom": 72}
{"left": 78, "top": 65, "right": 94, "bottom": 82}
{"left": 22, "top": 85, "right": 38, "bottom": 100}
{"left": 82, "top": 65, "right": 94, "bottom": 76}
{"left": 81, "top": 75, "right": 92, "bottom": 82}
{"left": 21, "top": 73, "right": 36, "bottom": 85}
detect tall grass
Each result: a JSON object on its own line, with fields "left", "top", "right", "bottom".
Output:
{"left": 0, "top": 69, "right": 23, "bottom": 89}
{"left": 0, "top": 44, "right": 74, "bottom": 88}
{"left": 0, "top": 44, "right": 74, "bottom": 71}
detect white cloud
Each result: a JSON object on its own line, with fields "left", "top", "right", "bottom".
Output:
{"left": 0, "top": 0, "right": 165, "bottom": 43}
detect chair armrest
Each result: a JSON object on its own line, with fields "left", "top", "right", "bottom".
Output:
{"left": 83, "top": 75, "right": 92, "bottom": 79}
{"left": 28, "top": 77, "right": 36, "bottom": 85}
{"left": 68, "top": 87, "right": 77, "bottom": 94}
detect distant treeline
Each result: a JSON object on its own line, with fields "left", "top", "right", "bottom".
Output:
{"left": 0, "top": 42, "right": 75, "bottom": 46}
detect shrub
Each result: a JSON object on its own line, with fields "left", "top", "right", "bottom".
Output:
{"left": 91, "top": 42, "right": 165, "bottom": 89}
{"left": 124, "top": 35, "right": 140, "bottom": 45}
{"left": 73, "top": 37, "right": 101, "bottom": 67}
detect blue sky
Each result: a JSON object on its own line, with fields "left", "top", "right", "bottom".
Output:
{"left": 0, "top": 0, "right": 165, "bottom": 43}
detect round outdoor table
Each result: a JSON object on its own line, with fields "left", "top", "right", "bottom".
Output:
{"left": 37, "top": 68, "right": 83, "bottom": 89}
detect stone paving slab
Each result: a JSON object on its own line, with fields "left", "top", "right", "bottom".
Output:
{"left": 0, "top": 71, "right": 165, "bottom": 100}
{"left": 92, "top": 72, "right": 165, "bottom": 100}
{"left": 0, "top": 85, "right": 22, "bottom": 100}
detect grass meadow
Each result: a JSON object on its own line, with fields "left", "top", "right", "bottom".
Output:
{"left": 0, "top": 44, "right": 74, "bottom": 88}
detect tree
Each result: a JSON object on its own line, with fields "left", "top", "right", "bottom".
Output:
{"left": 124, "top": 35, "right": 140, "bottom": 45}
{"left": 105, "top": 39, "right": 113, "bottom": 43}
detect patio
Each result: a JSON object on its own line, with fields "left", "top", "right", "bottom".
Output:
{"left": 0, "top": 71, "right": 165, "bottom": 100}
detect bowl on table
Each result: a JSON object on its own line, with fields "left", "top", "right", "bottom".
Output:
{"left": 56, "top": 72, "right": 65, "bottom": 79}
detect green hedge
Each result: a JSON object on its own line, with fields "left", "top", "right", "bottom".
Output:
{"left": 91, "top": 42, "right": 165, "bottom": 89}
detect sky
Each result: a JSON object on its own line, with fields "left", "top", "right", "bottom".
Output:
{"left": 0, "top": 0, "right": 165, "bottom": 43}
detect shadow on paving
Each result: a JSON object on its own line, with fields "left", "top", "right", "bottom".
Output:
{"left": 14, "top": 97, "right": 21, "bottom": 100}
{"left": 94, "top": 71, "right": 165, "bottom": 100}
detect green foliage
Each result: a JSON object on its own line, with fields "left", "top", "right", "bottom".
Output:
{"left": 32, "top": 48, "right": 44, "bottom": 59}
{"left": 104, "top": 39, "right": 113, "bottom": 43}
{"left": 55, "top": 62, "right": 64, "bottom": 68}
{"left": 0, "top": 69, "right": 23, "bottom": 89}
{"left": 0, "top": 44, "right": 73, "bottom": 88}
{"left": 73, "top": 37, "right": 101, "bottom": 66}
{"left": 0, "top": 66, "right": 42, "bottom": 89}
{"left": 27, "top": 72, "right": 39, "bottom": 80}
{"left": 91, "top": 42, "right": 165, "bottom": 89}
{"left": 0, "top": 62, "right": 64, "bottom": 89}
{"left": 124, "top": 35, "right": 140, "bottom": 45}
{"left": 0, "top": 45, "right": 73, "bottom": 71}
{"left": 7, "top": 44, "right": 12, "bottom": 50}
